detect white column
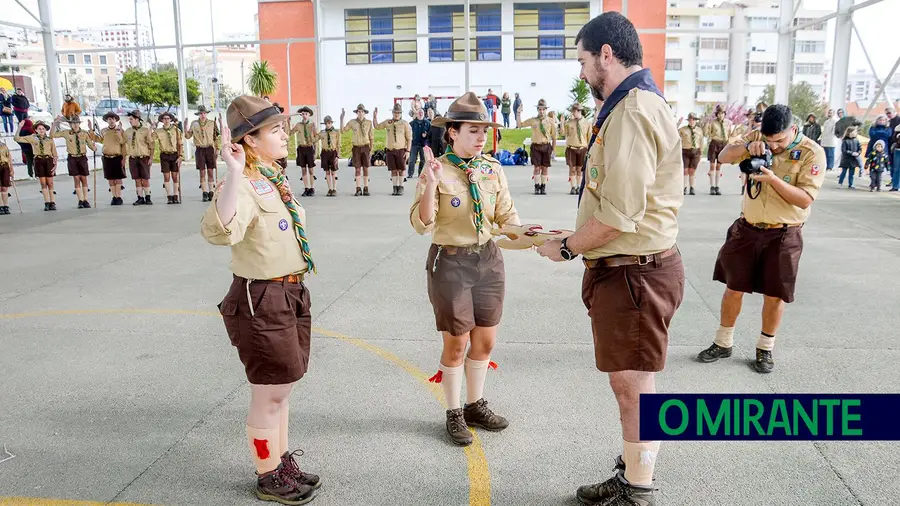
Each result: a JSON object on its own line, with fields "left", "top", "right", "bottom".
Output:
{"left": 501, "top": 2, "right": 514, "bottom": 64}
{"left": 464, "top": 0, "right": 471, "bottom": 92}
{"left": 829, "top": 0, "right": 853, "bottom": 110}
{"left": 774, "top": 0, "right": 793, "bottom": 105}
{"left": 37, "top": 0, "right": 61, "bottom": 115}
{"left": 728, "top": 5, "right": 747, "bottom": 106}
{"left": 313, "top": 0, "right": 324, "bottom": 117}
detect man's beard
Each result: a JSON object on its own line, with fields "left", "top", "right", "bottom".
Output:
{"left": 590, "top": 85, "right": 604, "bottom": 102}
{"left": 588, "top": 63, "right": 607, "bottom": 101}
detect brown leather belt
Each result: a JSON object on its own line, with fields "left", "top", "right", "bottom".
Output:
{"left": 583, "top": 245, "right": 678, "bottom": 269}
{"left": 270, "top": 274, "right": 304, "bottom": 283}
{"left": 440, "top": 243, "right": 490, "bottom": 255}
{"left": 740, "top": 218, "right": 802, "bottom": 230}
{"left": 103, "top": 154, "right": 122, "bottom": 158}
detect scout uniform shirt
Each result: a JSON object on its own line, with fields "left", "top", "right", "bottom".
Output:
{"left": 521, "top": 115, "right": 558, "bottom": 145}
{"left": 0, "top": 143, "right": 10, "bottom": 167}
{"left": 375, "top": 118, "right": 412, "bottom": 150}
{"left": 738, "top": 130, "right": 826, "bottom": 225}
{"left": 577, "top": 88, "right": 683, "bottom": 258}
{"left": 318, "top": 128, "right": 341, "bottom": 152}
{"left": 154, "top": 125, "right": 183, "bottom": 155}
{"left": 342, "top": 118, "right": 373, "bottom": 147}
{"left": 188, "top": 119, "right": 219, "bottom": 148}
{"left": 125, "top": 125, "right": 154, "bottom": 158}
{"left": 290, "top": 120, "right": 318, "bottom": 147}
{"left": 14, "top": 131, "right": 57, "bottom": 159}
{"left": 730, "top": 123, "right": 750, "bottom": 143}
{"left": 90, "top": 128, "right": 127, "bottom": 156}
{"left": 564, "top": 117, "right": 591, "bottom": 148}
{"left": 201, "top": 174, "right": 309, "bottom": 279}
{"left": 678, "top": 124, "right": 703, "bottom": 150}
{"left": 52, "top": 128, "right": 96, "bottom": 156}
{"left": 704, "top": 117, "right": 732, "bottom": 142}
{"left": 410, "top": 154, "right": 520, "bottom": 246}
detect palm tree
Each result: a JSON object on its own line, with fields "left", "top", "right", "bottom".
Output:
{"left": 247, "top": 61, "right": 278, "bottom": 98}
{"left": 569, "top": 78, "right": 593, "bottom": 119}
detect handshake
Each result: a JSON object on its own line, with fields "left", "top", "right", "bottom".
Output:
{"left": 490, "top": 224, "right": 574, "bottom": 250}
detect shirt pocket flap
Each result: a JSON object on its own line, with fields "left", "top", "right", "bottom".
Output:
{"left": 256, "top": 196, "right": 285, "bottom": 214}
{"left": 477, "top": 179, "right": 501, "bottom": 193}
{"left": 438, "top": 181, "right": 466, "bottom": 195}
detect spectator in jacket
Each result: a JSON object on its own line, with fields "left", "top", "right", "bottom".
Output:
{"left": 821, "top": 109, "right": 838, "bottom": 171}
{"left": 890, "top": 122, "right": 900, "bottom": 191}
{"left": 865, "top": 115, "right": 892, "bottom": 158}
{"left": 10, "top": 88, "right": 29, "bottom": 123}
{"left": 423, "top": 94, "right": 438, "bottom": 116}
{"left": 838, "top": 126, "right": 861, "bottom": 189}
{"left": 865, "top": 139, "right": 890, "bottom": 191}
{"left": 888, "top": 108, "right": 900, "bottom": 133}
{"left": 0, "top": 88, "right": 13, "bottom": 135}
{"left": 500, "top": 92, "right": 511, "bottom": 128}
{"left": 802, "top": 114, "right": 821, "bottom": 144}
{"left": 426, "top": 110, "right": 446, "bottom": 157}
{"left": 513, "top": 93, "right": 523, "bottom": 127}
{"left": 15, "top": 116, "right": 35, "bottom": 178}
{"left": 407, "top": 108, "right": 431, "bottom": 179}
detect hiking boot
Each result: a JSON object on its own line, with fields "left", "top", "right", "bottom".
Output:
{"left": 391, "top": 185, "right": 398, "bottom": 196}
{"left": 709, "top": 187, "right": 716, "bottom": 195}
{"left": 754, "top": 348, "right": 774, "bottom": 374}
{"left": 355, "top": 187, "right": 362, "bottom": 196}
{"left": 463, "top": 398, "right": 509, "bottom": 431}
{"left": 578, "top": 472, "right": 655, "bottom": 506}
{"left": 534, "top": 184, "right": 540, "bottom": 195}
{"left": 133, "top": 196, "right": 145, "bottom": 206}
{"left": 398, "top": 185, "right": 404, "bottom": 196}
{"left": 570, "top": 187, "right": 577, "bottom": 195}
{"left": 111, "top": 197, "right": 117, "bottom": 206}
{"left": 363, "top": 186, "right": 370, "bottom": 196}
{"left": 44, "top": 202, "right": 50, "bottom": 211}
{"left": 540, "top": 184, "right": 547, "bottom": 195}
{"left": 577, "top": 471, "right": 630, "bottom": 505}
{"left": 683, "top": 187, "right": 686, "bottom": 195}
{"left": 255, "top": 464, "right": 316, "bottom": 505}
{"left": 689, "top": 187, "right": 695, "bottom": 195}
{"left": 446, "top": 408, "right": 473, "bottom": 446}
{"left": 174, "top": 195, "right": 181, "bottom": 204}
{"left": 167, "top": 196, "right": 174, "bottom": 204}
{"left": 144, "top": 195, "right": 153, "bottom": 205}
{"left": 48, "top": 202, "right": 57, "bottom": 211}
{"left": 202, "top": 192, "right": 209, "bottom": 202}
{"left": 714, "top": 187, "right": 722, "bottom": 195}
{"left": 83, "top": 201, "right": 91, "bottom": 209}
{"left": 697, "top": 343, "right": 733, "bottom": 363}
{"left": 280, "top": 450, "right": 321, "bottom": 490}
{"left": 77, "top": 200, "right": 85, "bottom": 209}
{"left": 301, "top": 188, "right": 310, "bottom": 197}
{"left": 309, "top": 188, "right": 315, "bottom": 196}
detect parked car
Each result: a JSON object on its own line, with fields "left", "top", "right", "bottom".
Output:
{"left": 27, "top": 105, "right": 53, "bottom": 125}
{"left": 94, "top": 98, "right": 140, "bottom": 118}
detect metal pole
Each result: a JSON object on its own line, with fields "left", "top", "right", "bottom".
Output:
{"left": 862, "top": 56, "right": 900, "bottom": 124}
{"left": 173, "top": 0, "right": 190, "bottom": 159}
{"left": 464, "top": 0, "right": 471, "bottom": 92}
{"left": 37, "top": 0, "right": 61, "bottom": 116}
{"left": 774, "top": 0, "right": 793, "bottom": 105}
{"left": 286, "top": 43, "right": 292, "bottom": 110}
{"left": 209, "top": 0, "right": 218, "bottom": 112}
{"left": 134, "top": 0, "right": 142, "bottom": 69}
{"left": 852, "top": 21, "right": 894, "bottom": 110}
{"left": 13, "top": 0, "right": 42, "bottom": 24}
{"left": 312, "top": 0, "right": 324, "bottom": 118}
{"left": 829, "top": 0, "right": 852, "bottom": 110}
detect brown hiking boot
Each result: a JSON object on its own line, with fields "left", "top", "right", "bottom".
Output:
{"left": 578, "top": 471, "right": 655, "bottom": 506}
{"left": 255, "top": 464, "right": 316, "bottom": 505}
{"left": 463, "top": 398, "right": 509, "bottom": 431}
{"left": 281, "top": 450, "right": 321, "bottom": 490}
{"left": 697, "top": 343, "right": 732, "bottom": 363}
{"left": 445, "top": 408, "right": 473, "bottom": 446}
{"left": 577, "top": 471, "right": 630, "bottom": 505}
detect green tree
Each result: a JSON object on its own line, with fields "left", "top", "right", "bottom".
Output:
{"left": 758, "top": 82, "right": 827, "bottom": 124}
{"left": 247, "top": 60, "right": 278, "bottom": 97}
{"left": 568, "top": 78, "right": 594, "bottom": 119}
{"left": 120, "top": 67, "right": 200, "bottom": 114}
{"left": 218, "top": 84, "right": 239, "bottom": 107}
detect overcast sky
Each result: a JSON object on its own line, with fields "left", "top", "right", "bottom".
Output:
{"left": 5, "top": 0, "right": 898, "bottom": 76}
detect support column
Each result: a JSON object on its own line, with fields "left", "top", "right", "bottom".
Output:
{"left": 774, "top": 0, "right": 793, "bottom": 105}
{"left": 829, "top": 0, "right": 852, "bottom": 110}
{"left": 37, "top": 0, "right": 61, "bottom": 115}
{"left": 313, "top": 0, "right": 324, "bottom": 117}
{"left": 464, "top": 0, "right": 471, "bottom": 93}
{"left": 173, "top": 0, "right": 190, "bottom": 159}
{"left": 728, "top": 4, "right": 748, "bottom": 106}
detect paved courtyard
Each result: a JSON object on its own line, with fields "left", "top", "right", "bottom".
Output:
{"left": 1, "top": 160, "right": 898, "bottom": 506}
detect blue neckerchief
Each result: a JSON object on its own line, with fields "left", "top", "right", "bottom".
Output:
{"left": 578, "top": 69, "right": 666, "bottom": 204}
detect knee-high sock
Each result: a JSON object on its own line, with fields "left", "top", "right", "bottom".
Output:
{"left": 136, "top": 186, "right": 144, "bottom": 197}
{"left": 683, "top": 175, "right": 689, "bottom": 188}
{"left": 279, "top": 404, "right": 289, "bottom": 455}
{"left": 246, "top": 425, "right": 281, "bottom": 475}
{"left": 623, "top": 440, "right": 660, "bottom": 486}
{"left": 439, "top": 363, "right": 464, "bottom": 410}
{"left": 464, "top": 357, "right": 490, "bottom": 404}
{"left": 355, "top": 175, "right": 362, "bottom": 188}
{"left": 714, "top": 169, "right": 721, "bottom": 187}
{"left": 165, "top": 179, "right": 173, "bottom": 195}
{"left": 709, "top": 166, "right": 716, "bottom": 185}
{"left": 363, "top": 176, "right": 369, "bottom": 187}
{"left": 689, "top": 174, "right": 696, "bottom": 188}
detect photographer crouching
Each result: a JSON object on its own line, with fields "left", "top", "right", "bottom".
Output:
{"left": 697, "top": 105, "right": 826, "bottom": 373}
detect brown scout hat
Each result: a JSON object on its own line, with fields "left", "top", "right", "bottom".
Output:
{"left": 33, "top": 120, "right": 50, "bottom": 131}
{"left": 158, "top": 111, "right": 177, "bottom": 122}
{"left": 102, "top": 111, "right": 120, "bottom": 121}
{"left": 297, "top": 105, "right": 313, "bottom": 115}
{"left": 391, "top": 103, "right": 403, "bottom": 113}
{"left": 537, "top": 99, "right": 548, "bottom": 109}
{"left": 569, "top": 103, "right": 583, "bottom": 111}
{"left": 714, "top": 105, "right": 725, "bottom": 114}
{"left": 354, "top": 103, "right": 368, "bottom": 114}
{"left": 227, "top": 95, "right": 290, "bottom": 143}
{"left": 322, "top": 115, "right": 333, "bottom": 124}
{"left": 126, "top": 109, "right": 143, "bottom": 120}
{"left": 196, "top": 105, "right": 211, "bottom": 115}
{"left": 687, "top": 112, "right": 699, "bottom": 120}
{"left": 431, "top": 92, "right": 502, "bottom": 129}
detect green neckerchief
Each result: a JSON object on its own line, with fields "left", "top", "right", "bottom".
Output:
{"left": 538, "top": 115, "right": 547, "bottom": 139}
{"left": 392, "top": 121, "right": 397, "bottom": 143}
{"left": 717, "top": 119, "right": 726, "bottom": 139}
{"left": 37, "top": 134, "right": 46, "bottom": 156}
{"left": 690, "top": 126, "right": 696, "bottom": 149}
{"left": 257, "top": 164, "right": 316, "bottom": 274}
{"left": 73, "top": 130, "right": 81, "bottom": 155}
{"left": 325, "top": 128, "right": 333, "bottom": 149}
{"left": 302, "top": 121, "right": 309, "bottom": 141}
{"left": 444, "top": 146, "right": 484, "bottom": 235}
{"left": 575, "top": 119, "right": 582, "bottom": 142}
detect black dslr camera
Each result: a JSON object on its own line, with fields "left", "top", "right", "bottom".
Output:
{"left": 739, "top": 148, "right": 773, "bottom": 175}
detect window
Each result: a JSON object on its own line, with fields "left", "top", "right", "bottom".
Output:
{"left": 699, "top": 63, "right": 728, "bottom": 71}
{"left": 699, "top": 38, "right": 729, "bottom": 50}
{"left": 344, "top": 7, "right": 417, "bottom": 64}
{"left": 665, "top": 59, "right": 682, "bottom": 71}
{"left": 666, "top": 38, "right": 680, "bottom": 49}
{"left": 712, "top": 84, "right": 725, "bottom": 93}
{"left": 795, "top": 40, "right": 825, "bottom": 54}
{"left": 101, "top": 68, "right": 108, "bottom": 75}
{"left": 794, "top": 63, "right": 824, "bottom": 75}
{"left": 747, "top": 62, "right": 776, "bottom": 74}
{"left": 668, "top": 16, "right": 681, "bottom": 28}
{"left": 84, "top": 54, "right": 92, "bottom": 64}
{"left": 748, "top": 17, "right": 777, "bottom": 30}
{"left": 69, "top": 68, "right": 77, "bottom": 75}
{"left": 100, "top": 55, "right": 107, "bottom": 65}
{"left": 87, "top": 82, "right": 94, "bottom": 88}
{"left": 85, "top": 68, "right": 93, "bottom": 75}
{"left": 67, "top": 54, "right": 75, "bottom": 64}
{"left": 513, "top": 3, "right": 588, "bottom": 60}
{"left": 701, "top": 21, "right": 714, "bottom": 27}
{"left": 793, "top": 17, "right": 825, "bottom": 31}
{"left": 696, "top": 83, "right": 707, "bottom": 92}
{"left": 428, "top": 5, "right": 502, "bottom": 62}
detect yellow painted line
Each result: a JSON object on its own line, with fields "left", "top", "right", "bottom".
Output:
{"left": 0, "top": 309, "right": 492, "bottom": 506}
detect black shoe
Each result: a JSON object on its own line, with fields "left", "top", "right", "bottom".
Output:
{"left": 255, "top": 464, "right": 316, "bottom": 505}
{"left": 0, "top": 206, "right": 8, "bottom": 215}
{"left": 689, "top": 187, "right": 695, "bottom": 195}
{"left": 167, "top": 196, "right": 174, "bottom": 204}
{"left": 77, "top": 200, "right": 85, "bottom": 209}
{"left": 44, "top": 202, "right": 50, "bottom": 212}
{"left": 714, "top": 187, "right": 722, "bottom": 195}
{"left": 446, "top": 408, "right": 473, "bottom": 446}
{"left": 540, "top": 184, "right": 547, "bottom": 195}
{"left": 355, "top": 187, "right": 362, "bottom": 196}
{"left": 754, "top": 348, "right": 774, "bottom": 374}
{"left": 174, "top": 195, "right": 181, "bottom": 204}
{"left": 570, "top": 187, "right": 577, "bottom": 195}
{"left": 280, "top": 450, "right": 321, "bottom": 490}
{"left": 463, "top": 398, "right": 509, "bottom": 431}
{"left": 534, "top": 184, "right": 540, "bottom": 195}
{"left": 710, "top": 187, "right": 716, "bottom": 195}
{"left": 683, "top": 187, "right": 687, "bottom": 195}
{"left": 363, "top": 187, "right": 370, "bottom": 196}
{"left": 116, "top": 197, "right": 124, "bottom": 205}
{"left": 144, "top": 195, "right": 153, "bottom": 205}
{"left": 697, "top": 343, "right": 733, "bottom": 363}
{"left": 111, "top": 198, "right": 117, "bottom": 206}
{"left": 392, "top": 185, "right": 398, "bottom": 196}
{"left": 398, "top": 185, "right": 404, "bottom": 196}
{"left": 890, "top": 188, "right": 899, "bottom": 192}
{"left": 201, "top": 192, "right": 209, "bottom": 202}
{"left": 309, "top": 188, "right": 315, "bottom": 196}
{"left": 48, "top": 202, "right": 57, "bottom": 211}
{"left": 133, "top": 197, "right": 145, "bottom": 206}
{"left": 83, "top": 201, "right": 91, "bottom": 209}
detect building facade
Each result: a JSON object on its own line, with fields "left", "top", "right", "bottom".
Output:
{"left": 61, "top": 23, "right": 153, "bottom": 75}
{"left": 188, "top": 46, "right": 260, "bottom": 107}
{"left": 846, "top": 69, "right": 900, "bottom": 104}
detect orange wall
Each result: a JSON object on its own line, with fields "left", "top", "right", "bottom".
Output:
{"left": 258, "top": 1, "right": 317, "bottom": 109}
{"left": 602, "top": 0, "right": 667, "bottom": 87}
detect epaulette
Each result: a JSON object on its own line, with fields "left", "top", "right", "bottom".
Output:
{"left": 482, "top": 153, "right": 499, "bottom": 164}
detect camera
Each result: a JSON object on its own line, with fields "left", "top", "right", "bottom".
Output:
{"left": 739, "top": 149, "right": 772, "bottom": 175}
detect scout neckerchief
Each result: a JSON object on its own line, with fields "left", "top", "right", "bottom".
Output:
{"left": 575, "top": 119, "right": 582, "bottom": 143}
{"left": 325, "top": 128, "right": 334, "bottom": 149}
{"left": 690, "top": 125, "right": 697, "bottom": 149}
{"left": 717, "top": 118, "right": 726, "bottom": 139}
{"left": 391, "top": 120, "right": 397, "bottom": 144}
{"left": 73, "top": 129, "right": 81, "bottom": 155}
{"left": 37, "top": 133, "right": 47, "bottom": 156}
{"left": 579, "top": 69, "right": 665, "bottom": 204}
{"left": 165, "top": 125, "right": 176, "bottom": 151}
{"left": 538, "top": 114, "right": 547, "bottom": 139}
{"left": 257, "top": 164, "right": 316, "bottom": 274}
{"left": 302, "top": 120, "right": 309, "bottom": 143}
{"left": 445, "top": 146, "right": 484, "bottom": 235}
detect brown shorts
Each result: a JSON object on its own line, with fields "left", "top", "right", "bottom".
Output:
{"left": 566, "top": 147, "right": 588, "bottom": 169}
{"left": 713, "top": 218, "right": 804, "bottom": 303}
{"left": 352, "top": 145, "right": 371, "bottom": 169}
{"left": 386, "top": 149, "right": 407, "bottom": 172}
{"left": 67, "top": 155, "right": 89, "bottom": 177}
{"left": 34, "top": 157, "right": 55, "bottom": 178}
{"left": 196, "top": 146, "right": 216, "bottom": 170}
{"left": 531, "top": 143, "right": 553, "bottom": 167}
{"left": 320, "top": 149, "right": 339, "bottom": 171}
{"left": 682, "top": 148, "right": 701, "bottom": 174}
{"left": 426, "top": 242, "right": 505, "bottom": 337}
{"left": 708, "top": 139, "right": 726, "bottom": 163}
{"left": 102, "top": 155, "right": 126, "bottom": 180}
{"left": 160, "top": 152, "right": 180, "bottom": 173}
{"left": 0, "top": 163, "right": 10, "bottom": 187}
{"left": 218, "top": 275, "right": 312, "bottom": 385}
{"left": 296, "top": 145, "right": 315, "bottom": 169}
{"left": 581, "top": 248, "right": 685, "bottom": 372}
{"left": 129, "top": 156, "right": 151, "bottom": 180}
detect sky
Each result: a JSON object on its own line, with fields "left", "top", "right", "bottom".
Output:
{"left": 5, "top": 0, "right": 898, "bottom": 76}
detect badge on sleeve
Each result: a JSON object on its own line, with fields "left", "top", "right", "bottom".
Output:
{"left": 588, "top": 181, "right": 598, "bottom": 190}
{"left": 251, "top": 179, "right": 275, "bottom": 196}
{"left": 451, "top": 197, "right": 461, "bottom": 207}
{"left": 590, "top": 167, "right": 599, "bottom": 179}
{"left": 490, "top": 194, "right": 496, "bottom": 205}
{"left": 810, "top": 164, "right": 820, "bottom": 176}
{"left": 278, "top": 219, "right": 289, "bottom": 231}
{"left": 790, "top": 150, "right": 802, "bottom": 161}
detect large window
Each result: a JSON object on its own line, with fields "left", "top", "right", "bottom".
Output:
{"left": 67, "top": 54, "right": 75, "bottom": 64}
{"left": 665, "top": 59, "right": 682, "bottom": 71}
{"left": 345, "top": 7, "right": 417, "bottom": 65}
{"left": 513, "top": 3, "right": 588, "bottom": 60}
{"left": 795, "top": 40, "right": 825, "bottom": 54}
{"left": 428, "top": 5, "right": 502, "bottom": 62}
{"left": 748, "top": 17, "right": 778, "bottom": 30}
{"left": 698, "top": 62, "right": 727, "bottom": 71}
{"left": 84, "top": 55, "right": 92, "bottom": 64}
{"left": 699, "top": 38, "right": 729, "bottom": 50}
{"left": 99, "top": 55, "right": 108, "bottom": 65}
{"left": 793, "top": 17, "right": 826, "bottom": 31}
{"left": 746, "top": 62, "right": 777, "bottom": 74}
{"left": 795, "top": 63, "right": 824, "bottom": 75}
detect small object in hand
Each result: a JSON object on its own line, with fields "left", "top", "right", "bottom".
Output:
{"left": 490, "top": 224, "right": 574, "bottom": 250}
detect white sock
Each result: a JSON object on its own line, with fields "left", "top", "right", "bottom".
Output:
{"left": 623, "top": 440, "right": 660, "bottom": 487}
{"left": 714, "top": 326, "right": 735, "bottom": 348}
{"left": 464, "top": 357, "right": 490, "bottom": 404}
{"left": 756, "top": 332, "right": 775, "bottom": 351}
{"left": 439, "top": 363, "right": 464, "bottom": 410}
{"left": 709, "top": 170, "right": 715, "bottom": 186}
{"left": 714, "top": 170, "right": 721, "bottom": 187}
{"left": 683, "top": 175, "right": 689, "bottom": 188}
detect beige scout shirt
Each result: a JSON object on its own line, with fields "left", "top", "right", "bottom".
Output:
{"left": 410, "top": 155, "right": 520, "bottom": 247}
{"left": 125, "top": 126, "right": 154, "bottom": 158}
{"left": 318, "top": 128, "right": 341, "bottom": 152}
{"left": 0, "top": 144, "right": 10, "bottom": 167}
{"left": 290, "top": 120, "right": 318, "bottom": 147}
{"left": 153, "top": 126, "right": 183, "bottom": 154}
{"left": 52, "top": 129, "right": 96, "bottom": 156}
{"left": 704, "top": 118, "right": 732, "bottom": 142}
{"left": 576, "top": 88, "right": 684, "bottom": 259}
{"left": 201, "top": 174, "right": 309, "bottom": 279}
{"left": 564, "top": 118, "right": 591, "bottom": 148}
{"left": 14, "top": 133, "right": 57, "bottom": 159}
{"left": 186, "top": 119, "right": 219, "bottom": 148}
{"left": 521, "top": 115, "right": 558, "bottom": 145}
{"left": 90, "top": 128, "right": 127, "bottom": 156}
{"left": 678, "top": 125, "right": 704, "bottom": 150}
{"left": 730, "top": 123, "right": 750, "bottom": 143}
{"left": 375, "top": 119, "right": 412, "bottom": 151}
{"left": 342, "top": 118, "right": 373, "bottom": 147}
{"left": 738, "top": 131, "right": 826, "bottom": 225}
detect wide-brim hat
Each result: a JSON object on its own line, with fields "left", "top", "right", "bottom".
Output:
{"left": 569, "top": 103, "right": 583, "bottom": 111}
{"left": 227, "top": 95, "right": 291, "bottom": 143}
{"left": 687, "top": 113, "right": 699, "bottom": 120}
{"left": 536, "top": 99, "right": 547, "bottom": 109}
{"left": 126, "top": 109, "right": 142, "bottom": 120}
{"left": 322, "top": 115, "right": 333, "bottom": 124}
{"left": 33, "top": 120, "right": 50, "bottom": 130}
{"left": 158, "top": 111, "right": 176, "bottom": 122}
{"left": 714, "top": 105, "right": 725, "bottom": 114}
{"left": 391, "top": 103, "right": 403, "bottom": 113}
{"left": 297, "top": 106, "right": 313, "bottom": 115}
{"left": 354, "top": 103, "right": 368, "bottom": 114}
{"left": 196, "top": 106, "right": 211, "bottom": 115}
{"left": 431, "top": 92, "right": 502, "bottom": 129}
{"left": 102, "top": 111, "right": 120, "bottom": 121}
{"left": 66, "top": 114, "right": 81, "bottom": 123}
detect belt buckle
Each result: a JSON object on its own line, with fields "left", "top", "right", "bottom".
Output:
{"left": 637, "top": 255, "right": 651, "bottom": 266}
